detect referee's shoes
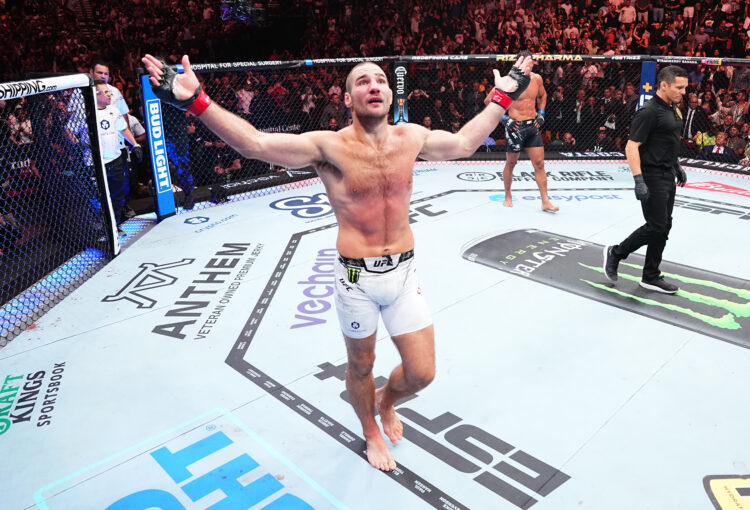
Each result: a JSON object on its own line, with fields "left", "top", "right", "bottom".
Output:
{"left": 639, "top": 276, "right": 679, "bottom": 294}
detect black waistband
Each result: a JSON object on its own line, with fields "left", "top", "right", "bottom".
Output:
{"left": 338, "top": 249, "right": 414, "bottom": 268}
{"left": 105, "top": 153, "right": 125, "bottom": 168}
{"left": 517, "top": 119, "right": 536, "bottom": 125}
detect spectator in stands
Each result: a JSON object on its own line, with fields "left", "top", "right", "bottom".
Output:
{"left": 635, "top": 0, "right": 651, "bottom": 24}
{"left": 729, "top": 91, "right": 749, "bottom": 124}
{"left": 682, "top": 94, "right": 710, "bottom": 140}
{"left": 700, "top": 131, "right": 735, "bottom": 158}
{"left": 587, "top": 126, "right": 618, "bottom": 152}
{"left": 421, "top": 116, "right": 432, "bottom": 130}
{"left": 319, "top": 93, "right": 348, "bottom": 130}
{"left": 652, "top": 0, "right": 665, "bottom": 22}
{"left": 407, "top": 88, "right": 430, "bottom": 119}
{"left": 7, "top": 104, "right": 33, "bottom": 146}
{"left": 560, "top": 132, "right": 577, "bottom": 151}
{"left": 726, "top": 125, "right": 745, "bottom": 156}
{"left": 740, "top": 143, "right": 750, "bottom": 167}
{"left": 694, "top": 122, "right": 717, "bottom": 150}
{"left": 428, "top": 98, "right": 448, "bottom": 131}
{"left": 620, "top": 1, "right": 637, "bottom": 25}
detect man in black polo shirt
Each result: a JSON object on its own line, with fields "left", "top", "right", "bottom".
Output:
{"left": 603, "top": 65, "right": 688, "bottom": 293}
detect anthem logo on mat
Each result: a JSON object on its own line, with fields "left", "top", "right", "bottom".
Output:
{"left": 102, "top": 259, "right": 195, "bottom": 309}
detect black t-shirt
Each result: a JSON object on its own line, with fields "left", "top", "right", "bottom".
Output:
{"left": 628, "top": 94, "right": 683, "bottom": 172}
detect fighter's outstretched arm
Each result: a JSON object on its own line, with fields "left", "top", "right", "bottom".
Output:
{"left": 418, "top": 55, "right": 533, "bottom": 161}
{"left": 142, "top": 54, "right": 323, "bottom": 168}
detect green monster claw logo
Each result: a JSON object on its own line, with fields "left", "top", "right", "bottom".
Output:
{"left": 347, "top": 266, "right": 361, "bottom": 284}
{"left": 579, "top": 262, "right": 749, "bottom": 331}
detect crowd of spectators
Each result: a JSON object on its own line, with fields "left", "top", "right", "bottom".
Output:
{"left": 0, "top": 0, "right": 749, "bottom": 232}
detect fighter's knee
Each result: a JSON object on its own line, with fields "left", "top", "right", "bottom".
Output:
{"left": 405, "top": 366, "right": 435, "bottom": 390}
{"left": 347, "top": 355, "right": 375, "bottom": 378}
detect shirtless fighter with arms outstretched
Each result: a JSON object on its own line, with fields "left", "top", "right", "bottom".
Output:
{"left": 486, "top": 50, "right": 559, "bottom": 212}
{"left": 142, "top": 53, "right": 533, "bottom": 471}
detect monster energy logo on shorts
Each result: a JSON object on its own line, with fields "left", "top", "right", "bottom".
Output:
{"left": 347, "top": 266, "right": 361, "bottom": 284}
{"left": 462, "top": 229, "right": 750, "bottom": 350}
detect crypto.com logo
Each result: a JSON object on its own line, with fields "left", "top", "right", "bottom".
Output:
{"left": 184, "top": 216, "right": 210, "bottom": 224}
{"left": 269, "top": 193, "right": 334, "bottom": 218}
{"left": 102, "top": 259, "right": 195, "bottom": 309}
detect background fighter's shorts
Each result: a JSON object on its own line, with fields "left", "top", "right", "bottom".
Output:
{"left": 334, "top": 251, "right": 432, "bottom": 339}
{"left": 506, "top": 120, "right": 544, "bottom": 153}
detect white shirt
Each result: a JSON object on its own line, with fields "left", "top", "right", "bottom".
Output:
{"left": 96, "top": 104, "right": 126, "bottom": 163}
{"left": 127, "top": 114, "right": 146, "bottom": 138}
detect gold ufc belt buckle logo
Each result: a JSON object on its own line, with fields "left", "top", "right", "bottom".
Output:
{"left": 704, "top": 474, "right": 750, "bottom": 509}
{"left": 346, "top": 266, "right": 361, "bottom": 284}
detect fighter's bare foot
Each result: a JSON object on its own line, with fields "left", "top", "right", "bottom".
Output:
{"left": 365, "top": 434, "right": 396, "bottom": 471}
{"left": 375, "top": 387, "right": 403, "bottom": 444}
{"left": 542, "top": 202, "right": 559, "bottom": 212}
{"left": 503, "top": 197, "right": 513, "bottom": 207}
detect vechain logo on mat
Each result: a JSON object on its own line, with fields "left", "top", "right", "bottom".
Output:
{"left": 291, "top": 248, "right": 336, "bottom": 329}
{"left": 462, "top": 229, "right": 750, "bottom": 349}
{"left": 704, "top": 474, "right": 750, "bottom": 510}
{"left": 270, "top": 193, "right": 333, "bottom": 218}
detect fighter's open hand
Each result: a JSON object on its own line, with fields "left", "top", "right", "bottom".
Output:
{"left": 141, "top": 54, "right": 201, "bottom": 108}
{"left": 492, "top": 55, "right": 533, "bottom": 100}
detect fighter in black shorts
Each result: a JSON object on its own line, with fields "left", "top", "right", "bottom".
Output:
{"left": 486, "top": 50, "right": 559, "bottom": 212}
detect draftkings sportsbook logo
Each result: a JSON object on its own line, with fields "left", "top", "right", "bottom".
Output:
{"left": 102, "top": 259, "right": 195, "bottom": 309}
{"left": 0, "top": 362, "right": 66, "bottom": 436}
{"left": 704, "top": 474, "right": 750, "bottom": 509}
{"left": 462, "top": 230, "right": 750, "bottom": 349}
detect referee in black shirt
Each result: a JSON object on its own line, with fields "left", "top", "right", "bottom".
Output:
{"left": 603, "top": 66, "right": 688, "bottom": 294}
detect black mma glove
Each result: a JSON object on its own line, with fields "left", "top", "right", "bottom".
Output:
{"left": 633, "top": 174, "right": 649, "bottom": 201}
{"left": 503, "top": 116, "right": 522, "bottom": 145}
{"left": 674, "top": 162, "right": 687, "bottom": 187}
{"left": 151, "top": 60, "right": 211, "bottom": 116}
{"left": 504, "top": 65, "right": 531, "bottom": 101}
{"left": 130, "top": 145, "right": 143, "bottom": 163}
{"left": 490, "top": 56, "right": 533, "bottom": 109}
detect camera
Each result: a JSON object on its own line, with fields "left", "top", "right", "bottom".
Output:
{"left": 221, "top": 0, "right": 266, "bottom": 26}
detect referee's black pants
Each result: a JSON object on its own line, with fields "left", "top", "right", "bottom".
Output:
{"left": 613, "top": 169, "right": 676, "bottom": 281}
{"left": 105, "top": 154, "right": 127, "bottom": 226}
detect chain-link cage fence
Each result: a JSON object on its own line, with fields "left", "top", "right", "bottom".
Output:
{"left": 1, "top": 76, "right": 114, "bottom": 346}
{"left": 403, "top": 55, "right": 750, "bottom": 163}
{"left": 146, "top": 55, "right": 748, "bottom": 218}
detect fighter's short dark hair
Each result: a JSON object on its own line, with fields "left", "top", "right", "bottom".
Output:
{"left": 90, "top": 61, "right": 110, "bottom": 71}
{"left": 656, "top": 65, "right": 688, "bottom": 86}
{"left": 518, "top": 50, "right": 533, "bottom": 58}
{"left": 93, "top": 79, "right": 107, "bottom": 87}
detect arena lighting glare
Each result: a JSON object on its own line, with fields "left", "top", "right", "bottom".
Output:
{"left": 220, "top": 0, "right": 266, "bottom": 25}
